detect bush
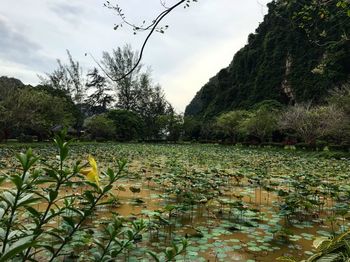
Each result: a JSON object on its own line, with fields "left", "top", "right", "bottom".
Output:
{"left": 84, "top": 114, "right": 115, "bottom": 140}
{"left": 319, "top": 151, "right": 350, "bottom": 160}
{"left": 17, "top": 134, "right": 34, "bottom": 143}
{"left": 216, "top": 110, "right": 249, "bottom": 143}
{"left": 241, "top": 108, "right": 279, "bottom": 142}
{"left": 315, "top": 140, "right": 328, "bottom": 150}
{"left": 295, "top": 143, "right": 316, "bottom": 151}
{"left": 260, "top": 142, "right": 284, "bottom": 148}
{"left": 279, "top": 104, "right": 348, "bottom": 145}
{"left": 329, "top": 144, "right": 350, "bottom": 152}
{"left": 107, "top": 110, "right": 144, "bottom": 141}
{"left": 95, "top": 136, "right": 108, "bottom": 142}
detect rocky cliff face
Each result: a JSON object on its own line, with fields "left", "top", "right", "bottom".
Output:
{"left": 185, "top": 0, "right": 350, "bottom": 119}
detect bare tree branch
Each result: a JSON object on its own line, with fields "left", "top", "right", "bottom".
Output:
{"left": 92, "top": 0, "right": 195, "bottom": 83}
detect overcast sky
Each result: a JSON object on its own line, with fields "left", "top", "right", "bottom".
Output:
{"left": 0, "top": 0, "right": 271, "bottom": 112}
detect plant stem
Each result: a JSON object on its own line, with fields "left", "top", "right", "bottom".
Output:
{"left": 48, "top": 192, "right": 104, "bottom": 262}
{"left": 23, "top": 159, "right": 69, "bottom": 260}
{"left": 2, "top": 170, "right": 26, "bottom": 253}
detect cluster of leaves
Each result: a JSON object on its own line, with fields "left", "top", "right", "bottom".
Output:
{"left": 279, "top": 231, "right": 350, "bottom": 261}
{"left": 0, "top": 77, "right": 77, "bottom": 142}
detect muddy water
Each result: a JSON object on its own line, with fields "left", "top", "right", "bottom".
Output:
{"left": 92, "top": 174, "right": 343, "bottom": 262}
{"left": 1, "top": 144, "right": 349, "bottom": 262}
{"left": 0, "top": 181, "right": 343, "bottom": 261}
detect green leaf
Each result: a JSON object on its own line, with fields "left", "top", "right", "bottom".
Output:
{"left": 10, "top": 175, "right": 22, "bottom": 190}
{"left": 0, "top": 236, "right": 34, "bottom": 262}
{"left": 18, "top": 196, "right": 41, "bottom": 207}
{"left": 63, "top": 216, "right": 75, "bottom": 229}
{"left": 103, "top": 184, "right": 113, "bottom": 194}
{"left": 147, "top": 251, "right": 160, "bottom": 262}
{"left": 2, "top": 191, "right": 15, "bottom": 206}
{"left": 313, "top": 236, "right": 331, "bottom": 250}
{"left": 49, "top": 190, "right": 58, "bottom": 202}
{"left": 315, "top": 252, "right": 343, "bottom": 262}
{"left": 25, "top": 206, "right": 41, "bottom": 221}
{"left": 276, "top": 257, "right": 298, "bottom": 262}
{"left": 16, "top": 149, "right": 38, "bottom": 172}
{"left": 17, "top": 194, "right": 34, "bottom": 206}
{"left": 45, "top": 231, "right": 65, "bottom": 242}
{"left": 0, "top": 208, "right": 5, "bottom": 219}
{"left": 127, "top": 230, "right": 133, "bottom": 240}
{"left": 83, "top": 191, "right": 95, "bottom": 204}
{"left": 0, "top": 176, "right": 6, "bottom": 186}
{"left": 16, "top": 152, "right": 28, "bottom": 171}
{"left": 38, "top": 244, "right": 55, "bottom": 254}
{"left": 165, "top": 247, "right": 175, "bottom": 260}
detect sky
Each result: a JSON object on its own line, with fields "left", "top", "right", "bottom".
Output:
{"left": 0, "top": 0, "right": 271, "bottom": 112}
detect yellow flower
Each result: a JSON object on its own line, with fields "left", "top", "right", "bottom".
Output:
{"left": 80, "top": 155, "right": 99, "bottom": 186}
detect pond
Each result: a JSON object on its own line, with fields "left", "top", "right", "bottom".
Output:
{"left": 1, "top": 143, "right": 349, "bottom": 261}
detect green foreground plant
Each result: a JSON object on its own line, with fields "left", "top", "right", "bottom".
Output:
{"left": 0, "top": 131, "right": 186, "bottom": 261}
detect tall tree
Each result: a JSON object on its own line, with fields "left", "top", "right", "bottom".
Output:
{"left": 1, "top": 87, "right": 75, "bottom": 141}
{"left": 39, "top": 50, "right": 86, "bottom": 104}
{"left": 101, "top": 45, "right": 141, "bottom": 110}
{"left": 85, "top": 68, "right": 114, "bottom": 115}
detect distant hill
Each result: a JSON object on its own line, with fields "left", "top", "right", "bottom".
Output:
{"left": 185, "top": 0, "right": 350, "bottom": 119}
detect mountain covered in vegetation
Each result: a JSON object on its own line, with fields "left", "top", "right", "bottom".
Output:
{"left": 185, "top": 0, "right": 350, "bottom": 119}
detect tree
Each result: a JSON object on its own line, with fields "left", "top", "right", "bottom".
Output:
{"left": 83, "top": 114, "right": 115, "bottom": 140}
{"left": 39, "top": 51, "right": 87, "bottom": 132}
{"left": 101, "top": 45, "right": 141, "bottom": 111}
{"left": 99, "top": 51, "right": 173, "bottom": 140}
{"left": 0, "top": 104, "right": 7, "bottom": 141}
{"left": 156, "top": 109, "right": 184, "bottom": 142}
{"left": 0, "top": 77, "right": 25, "bottom": 140}
{"left": 216, "top": 110, "right": 249, "bottom": 143}
{"left": 293, "top": 0, "right": 350, "bottom": 47}
{"left": 183, "top": 116, "right": 201, "bottom": 140}
{"left": 1, "top": 87, "right": 76, "bottom": 141}
{"left": 327, "top": 82, "right": 350, "bottom": 142}
{"left": 166, "top": 112, "right": 184, "bottom": 142}
{"left": 107, "top": 109, "right": 144, "bottom": 141}
{"left": 39, "top": 50, "right": 86, "bottom": 104}
{"left": 241, "top": 106, "right": 280, "bottom": 143}
{"left": 140, "top": 84, "right": 171, "bottom": 140}
{"left": 85, "top": 68, "right": 114, "bottom": 115}
{"left": 279, "top": 104, "right": 347, "bottom": 145}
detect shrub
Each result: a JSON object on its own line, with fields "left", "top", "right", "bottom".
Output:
{"left": 84, "top": 114, "right": 115, "bottom": 140}
{"left": 107, "top": 110, "right": 144, "bottom": 141}
{"left": 216, "top": 110, "right": 249, "bottom": 143}
{"left": 17, "top": 134, "right": 34, "bottom": 143}
{"left": 279, "top": 104, "right": 347, "bottom": 145}
{"left": 241, "top": 108, "right": 279, "bottom": 143}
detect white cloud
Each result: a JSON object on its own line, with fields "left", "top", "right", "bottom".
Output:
{"left": 0, "top": 0, "right": 271, "bottom": 111}
{"left": 0, "top": 59, "right": 41, "bottom": 85}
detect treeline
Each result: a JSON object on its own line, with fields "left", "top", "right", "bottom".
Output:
{"left": 1, "top": 45, "right": 349, "bottom": 149}
{"left": 0, "top": 45, "right": 182, "bottom": 142}
{"left": 184, "top": 82, "right": 350, "bottom": 150}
